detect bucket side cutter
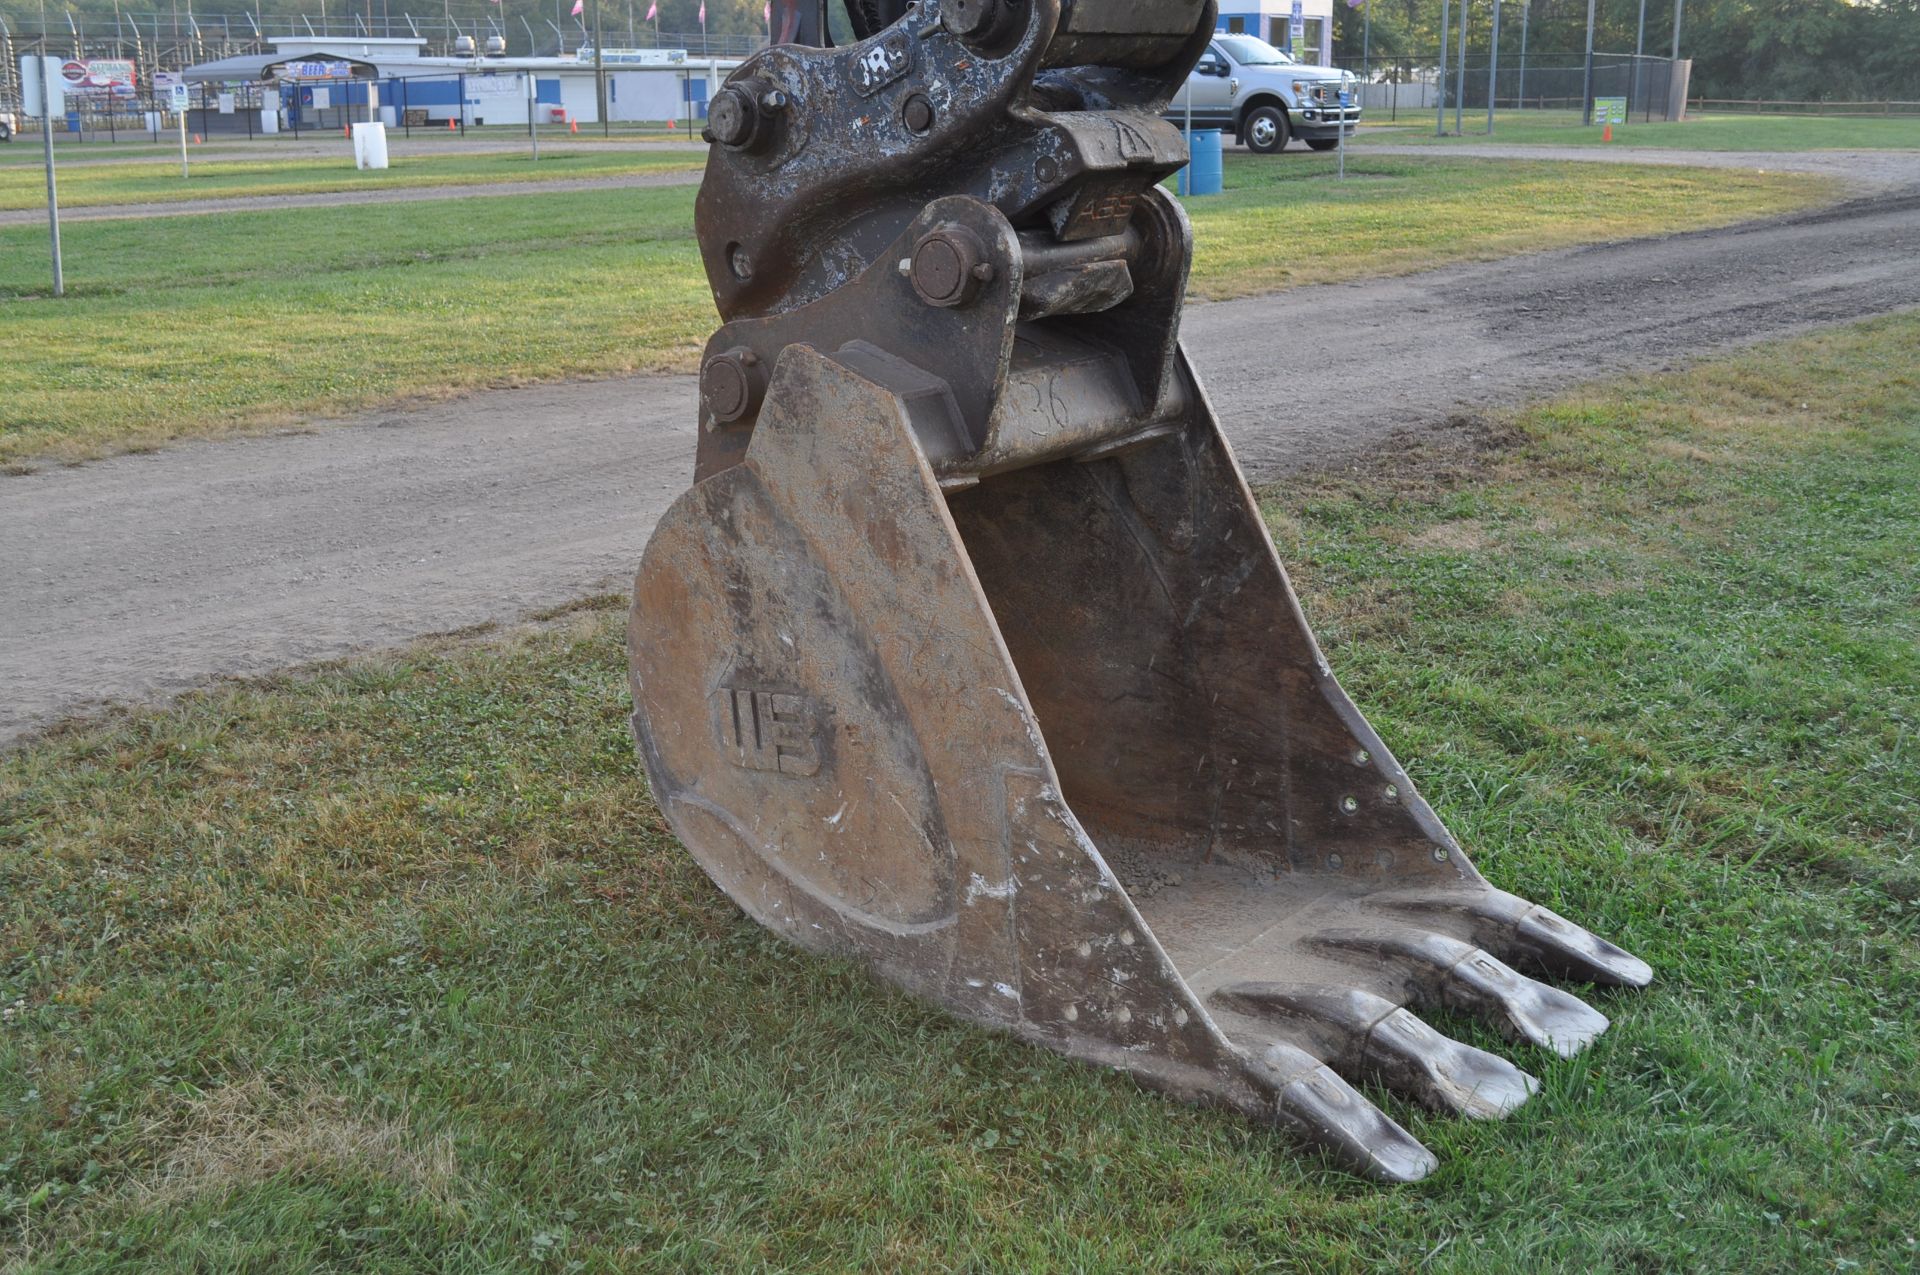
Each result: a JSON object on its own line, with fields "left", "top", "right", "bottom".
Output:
{"left": 628, "top": 0, "right": 1650, "bottom": 1182}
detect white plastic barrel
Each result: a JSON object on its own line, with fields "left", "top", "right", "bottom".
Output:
{"left": 352, "top": 121, "right": 390, "bottom": 170}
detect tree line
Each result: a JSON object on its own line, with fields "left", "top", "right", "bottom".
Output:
{"left": 1337, "top": 0, "right": 1919, "bottom": 101}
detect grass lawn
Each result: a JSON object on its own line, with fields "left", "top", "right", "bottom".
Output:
{"left": 0, "top": 154, "right": 1823, "bottom": 469}
{"left": 2, "top": 314, "right": 1915, "bottom": 1270}
{"left": 1358, "top": 110, "right": 1920, "bottom": 151}
{"left": 0, "top": 149, "right": 704, "bottom": 211}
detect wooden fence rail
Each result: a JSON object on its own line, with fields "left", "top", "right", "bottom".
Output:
{"left": 1689, "top": 98, "right": 1920, "bottom": 117}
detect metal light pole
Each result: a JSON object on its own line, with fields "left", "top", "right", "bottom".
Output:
{"left": 1361, "top": 0, "right": 1370, "bottom": 88}
{"left": 1486, "top": 0, "right": 1501, "bottom": 133}
{"left": 1436, "top": 0, "right": 1450, "bottom": 137}
{"left": 526, "top": 63, "right": 539, "bottom": 160}
{"left": 1454, "top": 0, "right": 1467, "bottom": 136}
{"left": 1669, "top": 0, "right": 1687, "bottom": 118}
{"left": 1632, "top": 0, "right": 1646, "bottom": 120}
{"left": 592, "top": 0, "right": 606, "bottom": 135}
{"left": 1580, "top": 0, "right": 1597, "bottom": 125}
{"left": 1517, "top": 0, "right": 1529, "bottom": 107}
{"left": 38, "top": 61, "right": 64, "bottom": 297}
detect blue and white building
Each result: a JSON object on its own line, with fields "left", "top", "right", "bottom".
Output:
{"left": 1217, "top": 0, "right": 1339, "bottom": 69}
{"left": 183, "top": 36, "right": 739, "bottom": 129}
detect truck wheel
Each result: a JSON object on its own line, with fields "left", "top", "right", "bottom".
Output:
{"left": 1306, "top": 138, "right": 1340, "bottom": 151}
{"left": 1244, "top": 105, "right": 1288, "bottom": 154}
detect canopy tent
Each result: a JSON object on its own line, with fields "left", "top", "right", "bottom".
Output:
{"left": 180, "top": 51, "right": 379, "bottom": 84}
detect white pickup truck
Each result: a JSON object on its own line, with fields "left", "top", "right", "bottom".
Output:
{"left": 1170, "top": 33, "right": 1360, "bottom": 155}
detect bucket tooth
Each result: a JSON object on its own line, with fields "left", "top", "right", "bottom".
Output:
{"left": 1312, "top": 930, "right": 1612, "bottom": 1058}
{"left": 632, "top": 0, "right": 1651, "bottom": 1182}
{"left": 1376, "top": 887, "right": 1655, "bottom": 989}
{"left": 1216, "top": 985, "right": 1538, "bottom": 1120}
{"left": 1261, "top": 1043, "right": 1440, "bottom": 1184}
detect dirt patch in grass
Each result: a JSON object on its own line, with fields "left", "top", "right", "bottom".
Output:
{"left": 139, "top": 1079, "right": 459, "bottom": 1208}
{"left": 1406, "top": 519, "right": 1494, "bottom": 551}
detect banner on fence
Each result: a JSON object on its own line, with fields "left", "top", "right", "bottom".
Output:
{"left": 61, "top": 59, "right": 138, "bottom": 91}
{"left": 280, "top": 60, "right": 356, "bottom": 80}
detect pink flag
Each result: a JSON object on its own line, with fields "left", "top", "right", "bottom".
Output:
{"left": 646, "top": 1, "right": 657, "bottom": 18}
{"left": 764, "top": 3, "right": 771, "bottom": 25}
{"left": 570, "top": 0, "right": 583, "bottom": 15}
{"left": 698, "top": 2, "right": 707, "bottom": 24}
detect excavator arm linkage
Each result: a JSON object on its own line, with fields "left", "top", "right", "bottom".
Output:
{"left": 628, "top": 0, "right": 1650, "bottom": 1181}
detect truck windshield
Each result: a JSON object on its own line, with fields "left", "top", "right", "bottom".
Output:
{"left": 1216, "top": 36, "right": 1295, "bottom": 66}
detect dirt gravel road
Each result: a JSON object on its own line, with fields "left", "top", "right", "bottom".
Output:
{"left": 1356, "top": 143, "right": 1920, "bottom": 191}
{"left": 5, "top": 185, "right": 1918, "bottom": 746}
{"left": 0, "top": 168, "right": 703, "bottom": 225}
{"left": 1, "top": 135, "right": 705, "bottom": 166}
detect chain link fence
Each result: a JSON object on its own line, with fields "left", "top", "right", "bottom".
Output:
{"left": 3, "top": 66, "right": 719, "bottom": 144}
{"left": 0, "top": 14, "right": 756, "bottom": 123}
{"left": 1347, "top": 52, "right": 1687, "bottom": 125}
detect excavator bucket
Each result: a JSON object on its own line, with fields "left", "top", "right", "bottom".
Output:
{"left": 628, "top": 0, "right": 1650, "bottom": 1181}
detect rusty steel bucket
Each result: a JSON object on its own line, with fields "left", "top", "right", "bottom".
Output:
{"left": 626, "top": 0, "right": 1649, "bottom": 1181}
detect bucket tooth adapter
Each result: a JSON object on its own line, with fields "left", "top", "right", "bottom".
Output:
{"left": 629, "top": 0, "right": 1650, "bottom": 1182}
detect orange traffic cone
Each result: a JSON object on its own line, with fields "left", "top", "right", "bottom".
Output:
{"left": 570, "top": 118, "right": 578, "bottom": 134}
{"left": 192, "top": 133, "right": 202, "bottom": 144}
{"left": 448, "top": 117, "right": 457, "bottom": 132}
{"left": 666, "top": 118, "right": 676, "bottom": 130}
{"left": 1602, "top": 123, "right": 1613, "bottom": 142}
{"left": 344, "top": 124, "right": 351, "bottom": 137}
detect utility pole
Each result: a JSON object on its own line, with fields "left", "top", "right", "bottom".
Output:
{"left": 1454, "top": 0, "right": 1467, "bottom": 136}
{"left": 1517, "top": 0, "right": 1529, "bottom": 107}
{"left": 1486, "top": 0, "right": 1501, "bottom": 134}
{"left": 1435, "top": 0, "right": 1450, "bottom": 137}
{"left": 592, "top": 0, "right": 606, "bottom": 135}
{"left": 1580, "top": 0, "right": 1597, "bottom": 125}
{"left": 526, "top": 64, "right": 539, "bottom": 160}
{"left": 1669, "top": 0, "right": 1687, "bottom": 118}
{"left": 36, "top": 58, "right": 65, "bottom": 297}
{"left": 1361, "top": 0, "right": 1370, "bottom": 87}
{"left": 1632, "top": 0, "right": 1647, "bottom": 120}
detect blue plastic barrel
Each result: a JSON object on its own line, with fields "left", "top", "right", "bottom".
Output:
{"left": 1177, "top": 128, "right": 1224, "bottom": 197}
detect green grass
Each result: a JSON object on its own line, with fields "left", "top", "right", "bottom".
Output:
{"left": 1181, "top": 153, "right": 1817, "bottom": 299}
{"left": 0, "top": 149, "right": 704, "bottom": 210}
{"left": 1358, "top": 110, "right": 1920, "bottom": 151}
{"left": 0, "top": 154, "right": 1823, "bottom": 468}
{"left": 3, "top": 314, "right": 1917, "bottom": 1271}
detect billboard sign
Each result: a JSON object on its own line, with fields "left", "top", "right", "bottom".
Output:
{"left": 60, "top": 58, "right": 138, "bottom": 90}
